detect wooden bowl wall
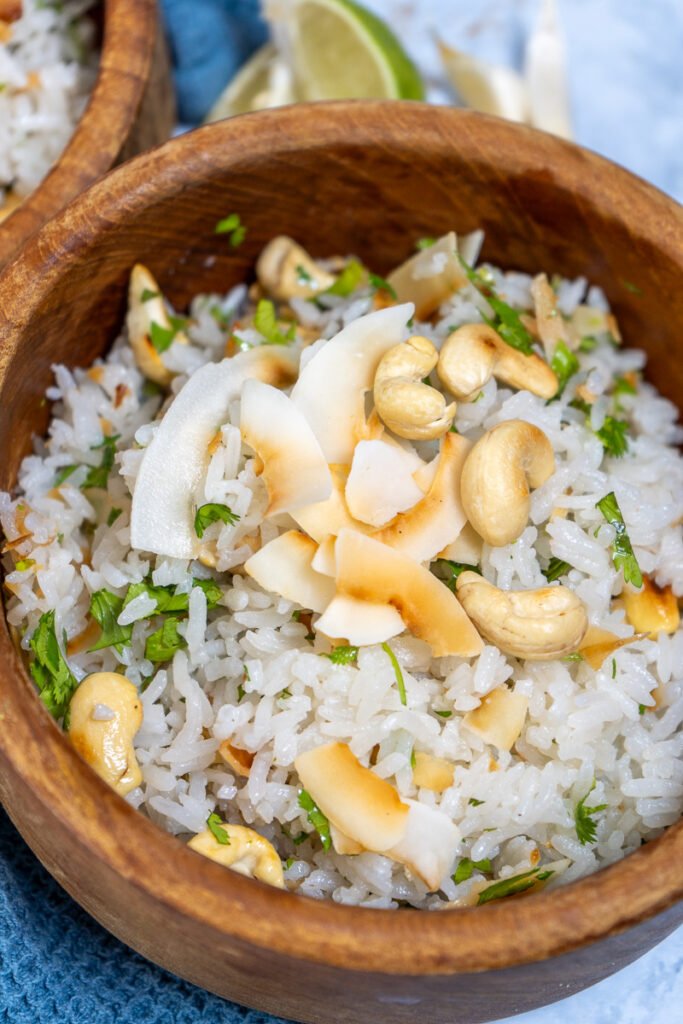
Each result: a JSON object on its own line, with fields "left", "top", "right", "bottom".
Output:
{"left": 0, "top": 0, "right": 174, "bottom": 269}
{"left": 0, "top": 104, "right": 681, "bottom": 1024}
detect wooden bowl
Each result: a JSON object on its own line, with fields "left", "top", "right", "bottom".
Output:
{"left": 0, "top": 0, "right": 174, "bottom": 269}
{"left": 0, "top": 103, "right": 681, "bottom": 1024}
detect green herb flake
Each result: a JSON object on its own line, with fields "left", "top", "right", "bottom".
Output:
{"left": 123, "top": 577, "right": 222, "bottom": 616}
{"left": 542, "top": 557, "right": 572, "bottom": 583}
{"left": 611, "top": 658, "right": 617, "bottom": 679}
{"left": 149, "top": 320, "right": 177, "bottom": 354}
{"left": 574, "top": 780, "right": 607, "bottom": 845}
{"left": 322, "top": 645, "right": 359, "bottom": 666}
{"left": 579, "top": 335, "right": 599, "bottom": 352}
{"left": 570, "top": 398, "right": 630, "bottom": 458}
{"left": 82, "top": 434, "right": 120, "bottom": 491}
{"left": 28, "top": 610, "right": 79, "bottom": 719}
{"left": 381, "top": 641, "right": 406, "bottom": 706}
{"left": 433, "top": 559, "right": 481, "bottom": 592}
{"left": 367, "top": 272, "right": 398, "bottom": 300}
{"left": 595, "top": 491, "right": 643, "bottom": 587}
{"left": 107, "top": 507, "right": 123, "bottom": 527}
{"left": 206, "top": 812, "right": 231, "bottom": 845}
{"left": 435, "top": 710, "right": 452, "bottom": 719}
{"left": 14, "top": 558, "right": 35, "bottom": 572}
{"left": 140, "top": 288, "right": 160, "bottom": 302}
{"left": 253, "top": 298, "right": 296, "bottom": 346}
{"left": 551, "top": 340, "right": 580, "bottom": 399}
{"left": 282, "top": 825, "right": 308, "bottom": 846}
{"left": 410, "top": 748, "right": 417, "bottom": 769}
{"left": 295, "top": 264, "right": 313, "bottom": 285}
{"left": 416, "top": 237, "right": 436, "bottom": 250}
{"left": 477, "top": 866, "right": 554, "bottom": 905}
{"left": 55, "top": 464, "right": 78, "bottom": 485}
{"left": 279, "top": 687, "right": 292, "bottom": 700}
{"left": 145, "top": 617, "right": 187, "bottom": 663}
{"left": 326, "top": 258, "right": 365, "bottom": 297}
{"left": 453, "top": 857, "right": 493, "bottom": 884}
{"left": 214, "top": 213, "right": 246, "bottom": 247}
{"left": 638, "top": 703, "right": 647, "bottom": 715}
{"left": 459, "top": 255, "right": 535, "bottom": 355}
{"left": 468, "top": 797, "right": 485, "bottom": 807}
{"left": 298, "top": 789, "right": 331, "bottom": 850}
{"left": 237, "top": 682, "right": 245, "bottom": 702}
{"left": 563, "top": 652, "right": 584, "bottom": 662}
{"left": 613, "top": 375, "right": 637, "bottom": 399}
{"left": 284, "top": 856, "right": 295, "bottom": 870}
{"left": 87, "top": 589, "right": 133, "bottom": 652}
{"left": 194, "top": 502, "right": 240, "bottom": 539}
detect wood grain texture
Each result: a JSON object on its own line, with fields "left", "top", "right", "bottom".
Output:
{"left": 0, "top": 0, "right": 174, "bottom": 269}
{"left": 0, "top": 103, "right": 681, "bottom": 1024}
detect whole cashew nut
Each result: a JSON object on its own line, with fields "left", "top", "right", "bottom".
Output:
{"left": 437, "top": 323, "right": 558, "bottom": 401}
{"left": 456, "top": 571, "right": 588, "bottom": 660}
{"left": 188, "top": 822, "right": 285, "bottom": 889}
{"left": 374, "top": 335, "right": 456, "bottom": 440}
{"left": 460, "top": 419, "right": 555, "bottom": 546}
{"left": 256, "top": 236, "right": 335, "bottom": 300}
{"left": 67, "top": 672, "right": 143, "bottom": 796}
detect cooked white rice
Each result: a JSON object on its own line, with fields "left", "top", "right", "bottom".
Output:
{"left": 2, "top": 242, "right": 682, "bottom": 910}
{"left": 0, "top": 0, "right": 97, "bottom": 208}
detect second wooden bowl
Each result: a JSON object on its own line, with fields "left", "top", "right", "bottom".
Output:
{"left": 0, "top": 103, "right": 681, "bottom": 1024}
{"left": 0, "top": 0, "right": 174, "bottom": 269}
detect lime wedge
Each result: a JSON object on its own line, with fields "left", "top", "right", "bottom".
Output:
{"left": 206, "top": 44, "right": 295, "bottom": 122}
{"left": 269, "top": 0, "right": 424, "bottom": 101}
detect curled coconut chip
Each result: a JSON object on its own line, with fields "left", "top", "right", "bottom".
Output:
{"left": 126, "top": 264, "right": 189, "bottom": 386}
{"left": 244, "top": 529, "right": 336, "bottom": 614}
{"left": 345, "top": 439, "right": 425, "bottom": 528}
{"left": 463, "top": 686, "right": 529, "bottom": 752}
{"left": 291, "top": 464, "right": 371, "bottom": 544}
{"left": 316, "top": 593, "right": 405, "bottom": 646}
{"left": 130, "top": 346, "right": 298, "bottom": 560}
{"left": 622, "top": 575, "right": 681, "bottom": 638}
{"left": 413, "top": 751, "right": 455, "bottom": 792}
{"left": 578, "top": 625, "right": 649, "bottom": 671}
{"left": 240, "top": 378, "right": 332, "bottom": 516}
{"left": 530, "top": 273, "right": 572, "bottom": 357}
{"left": 386, "top": 232, "right": 482, "bottom": 321}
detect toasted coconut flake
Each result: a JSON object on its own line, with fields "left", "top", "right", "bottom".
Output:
{"left": 530, "top": 273, "right": 571, "bottom": 357}
{"left": 578, "top": 625, "right": 648, "bottom": 670}
{"left": 290, "top": 304, "right": 413, "bottom": 464}
{"left": 569, "top": 304, "right": 611, "bottom": 342}
{"left": 334, "top": 530, "right": 483, "bottom": 657}
{"left": 311, "top": 535, "right": 337, "bottom": 577}
{"left": 130, "top": 346, "right": 298, "bottom": 560}
{"left": 438, "top": 39, "right": 529, "bottom": 123}
{"left": 345, "top": 440, "right": 425, "bottom": 528}
{"left": 463, "top": 687, "right": 528, "bottom": 751}
{"left": 524, "top": 0, "right": 573, "bottom": 140}
{"left": 389, "top": 798, "right": 460, "bottom": 890}
{"left": 240, "top": 378, "right": 332, "bottom": 516}
{"left": 386, "top": 233, "right": 470, "bottom": 321}
{"left": 219, "top": 740, "right": 254, "bottom": 777}
{"left": 291, "top": 464, "right": 370, "bottom": 543}
{"left": 127, "top": 264, "right": 189, "bottom": 386}
{"left": 622, "top": 575, "right": 680, "bottom": 638}
{"left": 315, "top": 594, "right": 405, "bottom": 646}
{"left": 329, "top": 823, "right": 364, "bottom": 855}
{"left": 438, "top": 521, "right": 483, "bottom": 564}
{"left": 413, "top": 752, "right": 454, "bottom": 792}
{"left": 373, "top": 431, "right": 470, "bottom": 563}
{"left": 244, "top": 530, "right": 336, "bottom": 614}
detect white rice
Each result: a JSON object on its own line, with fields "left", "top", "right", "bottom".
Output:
{"left": 2, "top": 249, "right": 682, "bottom": 910}
{"left": 0, "top": 0, "right": 97, "bottom": 207}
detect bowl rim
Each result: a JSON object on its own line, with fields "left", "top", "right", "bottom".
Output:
{"left": 0, "top": 0, "right": 161, "bottom": 268}
{"left": 0, "top": 101, "right": 681, "bottom": 977}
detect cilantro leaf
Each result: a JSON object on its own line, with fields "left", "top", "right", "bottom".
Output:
{"left": 29, "top": 610, "right": 79, "bottom": 719}
{"left": 433, "top": 559, "right": 481, "bottom": 592}
{"left": 477, "top": 867, "right": 554, "bottom": 905}
{"left": 140, "top": 287, "right": 160, "bottom": 302}
{"left": 107, "top": 507, "right": 123, "bottom": 527}
{"left": 381, "top": 641, "right": 406, "bottom": 706}
{"left": 253, "top": 299, "right": 296, "bottom": 345}
{"left": 325, "top": 259, "right": 365, "bottom": 297}
{"left": 145, "top": 617, "right": 187, "bottom": 663}
{"left": 416, "top": 237, "right": 436, "bottom": 250}
{"left": 322, "top": 645, "right": 359, "bottom": 665}
{"left": 579, "top": 335, "right": 599, "bottom": 352}
{"left": 574, "top": 780, "right": 607, "bottom": 845}
{"left": 82, "top": 434, "right": 120, "bottom": 490}
{"left": 543, "top": 557, "right": 572, "bottom": 583}
{"left": 194, "top": 503, "right": 240, "bottom": 539}
{"left": 88, "top": 589, "right": 133, "bottom": 652}
{"left": 298, "top": 789, "right": 331, "bottom": 850}
{"left": 571, "top": 398, "right": 630, "bottom": 458}
{"left": 551, "top": 341, "right": 579, "bottom": 398}
{"left": 149, "top": 320, "right": 176, "bottom": 354}
{"left": 214, "top": 213, "right": 246, "bottom": 247}
{"left": 55, "top": 464, "right": 78, "bottom": 485}
{"left": 459, "top": 256, "right": 535, "bottom": 355}
{"left": 295, "top": 264, "right": 313, "bottom": 284}
{"left": 368, "top": 272, "right": 397, "bottom": 300}
{"left": 434, "top": 709, "right": 452, "bottom": 718}
{"left": 595, "top": 491, "right": 643, "bottom": 587}
{"left": 206, "top": 813, "right": 231, "bottom": 845}
{"left": 468, "top": 797, "right": 485, "bottom": 807}
{"left": 123, "top": 577, "right": 222, "bottom": 615}
{"left": 15, "top": 558, "right": 35, "bottom": 571}
{"left": 453, "top": 857, "right": 492, "bottom": 884}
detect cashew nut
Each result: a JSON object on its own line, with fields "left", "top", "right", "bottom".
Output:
{"left": 256, "top": 235, "right": 335, "bottom": 300}
{"left": 437, "top": 323, "right": 558, "bottom": 401}
{"left": 127, "top": 264, "right": 189, "bottom": 386}
{"left": 456, "top": 571, "right": 588, "bottom": 660}
{"left": 67, "top": 672, "right": 143, "bottom": 796}
{"left": 373, "top": 335, "right": 456, "bottom": 440}
{"left": 460, "top": 419, "right": 555, "bottom": 546}
{"left": 188, "top": 822, "right": 285, "bottom": 889}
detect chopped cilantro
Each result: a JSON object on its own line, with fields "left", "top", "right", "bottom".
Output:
{"left": 368, "top": 272, "right": 397, "bottom": 300}
{"left": 459, "top": 255, "right": 535, "bottom": 355}
{"left": 236, "top": 682, "right": 245, "bottom": 702}
{"left": 550, "top": 341, "right": 579, "bottom": 399}
{"left": 253, "top": 299, "right": 296, "bottom": 345}
{"left": 410, "top": 748, "right": 416, "bottom": 769}
{"left": 28, "top": 610, "right": 79, "bottom": 719}
{"left": 295, "top": 264, "right": 313, "bottom": 284}
{"left": 326, "top": 258, "right": 365, "bottom": 297}
{"left": 107, "top": 507, "right": 122, "bottom": 527}
{"left": 322, "top": 645, "right": 359, "bottom": 666}
{"left": 570, "top": 398, "right": 630, "bottom": 458}
{"left": 123, "top": 577, "right": 222, "bottom": 615}
{"left": 574, "top": 780, "right": 607, "bottom": 845}
{"left": 579, "top": 335, "right": 599, "bottom": 352}
{"left": 563, "top": 652, "right": 584, "bottom": 662}
{"left": 298, "top": 790, "right": 331, "bottom": 850}
{"left": 477, "top": 867, "right": 554, "bottom": 905}
{"left": 140, "top": 288, "right": 160, "bottom": 302}
{"left": 194, "top": 503, "right": 240, "bottom": 539}
{"left": 282, "top": 825, "right": 308, "bottom": 846}
{"left": 416, "top": 237, "right": 436, "bottom": 250}
{"left": 214, "top": 213, "right": 246, "bottom": 247}
{"left": 88, "top": 589, "right": 133, "bottom": 652}
{"left": 468, "top": 797, "right": 485, "bottom": 807}
{"left": 638, "top": 703, "right": 647, "bottom": 715}
{"left": 453, "top": 857, "right": 492, "bottom": 884}
{"left": 82, "top": 434, "right": 120, "bottom": 490}
{"left": 543, "top": 557, "right": 572, "bottom": 583}
{"left": 284, "top": 857, "right": 295, "bottom": 870}
{"left": 433, "top": 559, "right": 481, "bottom": 592}
{"left": 15, "top": 558, "right": 35, "bottom": 571}
{"left": 149, "top": 320, "right": 177, "bottom": 354}
{"left": 613, "top": 375, "right": 637, "bottom": 399}
{"left": 145, "top": 617, "right": 187, "bottom": 663}
{"left": 206, "top": 813, "right": 231, "bottom": 845}
{"left": 611, "top": 658, "right": 617, "bottom": 679}
{"left": 595, "top": 491, "right": 643, "bottom": 587}
{"left": 55, "top": 464, "right": 78, "bottom": 485}
{"left": 381, "top": 641, "right": 406, "bottom": 706}
{"left": 434, "top": 710, "right": 452, "bottom": 719}
{"left": 279, "top": 688, "right": 292, "bottom": 700}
